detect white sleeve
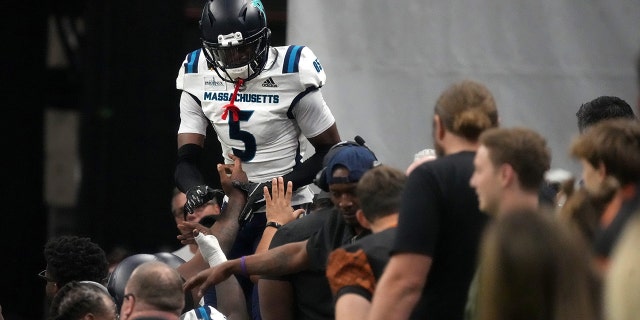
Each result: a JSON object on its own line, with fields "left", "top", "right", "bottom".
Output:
{"left": 297, "top": 46, "right": 326, "bottom": 88}
{"left": 177, "top": 91, "right": 209, "bottom": 135}
{"left": 292, "top": 89, "right": 335, "bottom": 139}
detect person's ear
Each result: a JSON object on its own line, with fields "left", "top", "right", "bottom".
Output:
{"left": 121, "top": 297, "right": 134, "bottom": 320}
{"left": 434, "top": 115, "right": 445, "bottom": 140}
{"left": 355, "top": 209, "right": 371, "bottom": 230}
{"left": 499, "top": 163, "right": 515, "bottom": 187}
{"left": 596, "top": 161, "right": 607, "bottom": 180}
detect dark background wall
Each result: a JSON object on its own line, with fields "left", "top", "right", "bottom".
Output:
{"left": 3, "top": 1, "right": 47, "bottom": 319}
{"left": 1, "top": 0, "right": 286, "bottom": 318}
{"left": 75, "top": 0, "right": 195, "bottom": 257}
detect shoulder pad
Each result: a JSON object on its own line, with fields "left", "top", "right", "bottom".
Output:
{"left": 281, "top": 45, "right": 326, "bottom": 87}
{"left": 177, "top": 49, "right": 203, "bottom": 90}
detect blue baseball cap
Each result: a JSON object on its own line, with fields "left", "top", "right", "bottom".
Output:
{"left": 325, "top": 145, "right": 378, "bottom": 185}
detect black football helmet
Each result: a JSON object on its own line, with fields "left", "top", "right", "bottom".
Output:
{"left": 200, "top": 0, "right": 271, "bottom": 83}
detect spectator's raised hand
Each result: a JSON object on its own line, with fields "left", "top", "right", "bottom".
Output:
{"left": 265, "top": 177, "right": 305, "bottom": 226}
{"left": 177, "top": 221, "right": 211, "bottom": 245}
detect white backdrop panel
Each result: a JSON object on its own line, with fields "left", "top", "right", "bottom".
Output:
{"left": 287, "top": 0, "right": 640, "bottom": 175}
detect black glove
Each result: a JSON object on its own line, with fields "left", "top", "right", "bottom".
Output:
{"left": 232, "top": 181, "right": 272, "bottom": 227}
{"left": 184, "top": 185, "right": 225, "bottom": 218}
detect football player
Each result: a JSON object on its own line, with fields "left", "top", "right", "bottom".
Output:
{"left": 175, "top": 0, "right": 341, "bottom": 220}
{"left": 174, "top": 0, "right": 341, "bottom": 314}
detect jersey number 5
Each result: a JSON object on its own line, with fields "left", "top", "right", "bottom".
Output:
{"left": 229, "top": 110, "right": 257, "bottom": 161}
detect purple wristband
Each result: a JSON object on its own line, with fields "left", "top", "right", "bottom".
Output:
{"left": 240, "top": 256, "right": 248, "bottom": 276}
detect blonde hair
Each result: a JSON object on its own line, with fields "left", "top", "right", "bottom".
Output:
{"left": 435, "top": 79, "right": 498, "bottom": 141}
{"left": 570, "top": 119, "right": 640, "bottom": 186}
{"left": 477, "top": 210, "right": 600, "bottom": 320}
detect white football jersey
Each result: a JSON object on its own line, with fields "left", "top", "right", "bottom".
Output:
{"left": 180, "top": 305, "right": 227, "bottom": 320}
{"left": 176, "top": 45, "right": 335, "bottom": 206}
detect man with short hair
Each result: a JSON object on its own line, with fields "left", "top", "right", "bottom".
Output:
{"left": 119, "top": 261, "right": 185, "bottom": 320}
{"left": 576, "top": 96, "right": 635, "bottom": 133}
{"left": 42, "top": 235, "right": 109, "bottom": 303}
{"left": 470, "top": 127, "right": 551, "bottom": 217}
{"left": 326, "top": 165, "right": 407, "bottom": 320}
{"left": 465, "top": 127, "right": 551, "bottom": 320}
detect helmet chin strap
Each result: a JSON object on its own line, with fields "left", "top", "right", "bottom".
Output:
{"left": 221, "top": 79, "right": 244, "bottom": 122}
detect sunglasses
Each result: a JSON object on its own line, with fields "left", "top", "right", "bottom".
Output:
{"left": 38, "top": 269, "right": 56, "bottom": 283}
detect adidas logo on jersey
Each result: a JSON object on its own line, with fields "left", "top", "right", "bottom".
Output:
{"left": 262, "top": 77, "right": 278, "bottom": 88}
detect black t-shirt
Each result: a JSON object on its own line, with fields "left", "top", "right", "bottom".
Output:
{"left": 264, "top": 207, "right": 335, "bottom": 320}
{"left": 393, "top": 151, "right": 488, "bottom": 320}
{"left": 345, "top": 227, "right": 396, "bottom": 280}
{"left": 328, "top": 227, "right": 397, "bottom": 301}
{"left": 306, "top": 208, "right": 369, "bottom": 272}
{"left": 539, "top": 182, "right": 557, "bottom": 207}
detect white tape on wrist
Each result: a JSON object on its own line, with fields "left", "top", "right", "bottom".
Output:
{"left": 195, "top": 232, "right": 228, "bottom": 267}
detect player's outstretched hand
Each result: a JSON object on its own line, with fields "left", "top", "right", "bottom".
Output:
{"left": 217, "top": 154, "right": 249, "bottom": 198}
{"left": 265, "top": 177, "right": 305, "bottom": 226}
{"left": 184, "top": 185, "right": 223, "bottom": 217}
{"left": 233, "top": 180, "right": 271, "bottom": 226}
{"left": 194, "top": 230, "right": 227, "bottom": 267}
{"left": 183, "top": 261, "right": 233, "bottom": 300}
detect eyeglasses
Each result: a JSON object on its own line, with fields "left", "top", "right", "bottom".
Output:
{"left": 123, "top": 293, "right": 135, "bottom": 301}
{"left": 38, "top": 270, "right": 56, "bottom": 283}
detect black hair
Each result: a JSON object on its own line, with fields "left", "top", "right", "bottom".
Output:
{"left": 48, "top": 281, "right": 114, "bottom": 320}
{"left": 576, "top": 96, "right": 636, "bottom": 133}
{"left": 44, "top": 236, "right": 109, "bottom": 287}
